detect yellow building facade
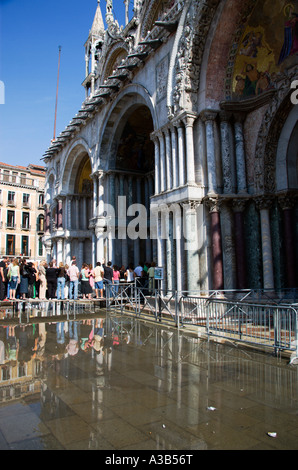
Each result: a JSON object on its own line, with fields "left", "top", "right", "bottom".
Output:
{"left": 0, "top": 162, "right": 46, "bottom": 261}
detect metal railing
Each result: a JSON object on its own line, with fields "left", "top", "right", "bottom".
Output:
{"left": 105, "top": 283, "right": 298, "bottom": 358}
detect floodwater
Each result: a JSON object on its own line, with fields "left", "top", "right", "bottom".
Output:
{"left": 0, "top": 311, "right": 297, "bottom": 451}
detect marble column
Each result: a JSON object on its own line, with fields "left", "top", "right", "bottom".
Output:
{"left": 165, "top": 128, "right": 173, "bottom": 191}
{"left": 57, "top": 199, "right": 63, "bottom": 230}
{"left": 234, "top": 113, "right": 247, "bottom": 193}
{"left": 170, "top": 126, "right": 179, "bottom": 189}
{"left": 256, "top": 196, "right": 274, "bottom": 290}
{"left": 279, "top": 194, "right": 296, "bottom": 288}
{"left": 183, "top": 202, "right": 199, "bottom": 292}
{"left": 152, "top": 136, "right": 160, "bottom": 195}
{"left": 158, "top": 132, "right": 166, "bottom": 193}
{"left": 219, "top": 111, "right": 233, "bottom": 194}
{"left": 174, "top": 204, "right": 182, "bottom": 293}
{"left": 232, "top": 198, "right": 248, "bottom": 289}
{"left": 45, "top": 205, "right": 51, "bottom": 233}
{"left": 176, "top": 123, "right": 185, "bottom": 187}
{"left": 183, "top": 114, "right": 196, "bottom": 184}
{"left": 92, "top": 174, "right": 98, "bottom": 218}
{"left": 95, "top": 227, "right": 105, "bottom": 262}
{"left": 206, "top": 197, "right": 224, "bottom": 290}
{"left": 202, "top": 111, "right": 217, "bottom": 194}
{"left": 97, "top": 172, "right": 105, "bottom": 217}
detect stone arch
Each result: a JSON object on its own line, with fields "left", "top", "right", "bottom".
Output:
{"left": 100, "top": 43, "right": 128, "bottom": 82}
{"left": 276, "top": 105, "right": 298, "bottom": 191}
{"left": 61, "top": 138, "right": 92, "bottom": 194}
{"left": 98, "top": 84, "right": 158, "bottom": 171}
{"left": 254, "top": 78, "right": 296, "bottom": 193}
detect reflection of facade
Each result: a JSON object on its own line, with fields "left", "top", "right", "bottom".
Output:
{"left": 43, "top": 0, "right": 298, "bottom": 292}
{"left": 0, "top": 162, "right": 46, "bottom": 260}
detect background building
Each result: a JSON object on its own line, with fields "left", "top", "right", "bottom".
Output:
{"left": 0, "top": 162, "right": 46, "bottom": 260}
{"left": 43, "top": 0, "right": 298, "bottom": 293}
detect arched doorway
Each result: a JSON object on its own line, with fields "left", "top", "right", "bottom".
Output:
{"left": 107, "top": 104, "right": 155, "bottom": 267}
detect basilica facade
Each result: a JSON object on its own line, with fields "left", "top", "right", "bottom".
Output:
{"left": 43, "top": 0, "right": 298, "bottom": 293}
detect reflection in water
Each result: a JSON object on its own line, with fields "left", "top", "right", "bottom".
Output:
{"left": 0, "top": 314, "right": 297, "bottom": 450}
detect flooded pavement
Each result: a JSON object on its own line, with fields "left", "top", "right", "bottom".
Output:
{"left": 0, "top": 311, "right": 297, "bottom": 451}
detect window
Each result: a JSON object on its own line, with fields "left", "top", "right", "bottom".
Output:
{"left": 22, "top": 212, "right": 30, "bottom": 230}
{"left": 20, "top": 173, "right": 26, "bottom": 185}
{"left": 38, "top": 237, "right": 43, "bottom": 257}
{"left": 6, "top": 234, "right": 15, "bottom": 256}
{"left": 39, "top": 194, "right": 44, "bottom": 207}
{"left": 37, "top": 214, "right": 44, "bottom": 232}
{"left": 7, "top": 191, "right": 15, "bottom": 206}
{"left": 6, "top": 210, "right": 15, "bottom": 228}
{"left": 21, "top": 236, "right": 29, "bottom": 256}
{"left": 23, "top": 193, "right": 30, "bottom": 208}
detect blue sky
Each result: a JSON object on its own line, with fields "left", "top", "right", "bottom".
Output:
{"left": 0, "top": 0, "right": 132, "bottom": 168}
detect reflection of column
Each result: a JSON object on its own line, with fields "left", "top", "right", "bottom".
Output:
{"left": 206, "top": 197, "right": 224, "bottom": 290}
{"left": 232, "top": 198, "right": 248, "bottom": 289}
{"left": 202, "top": 111, "right": 217, "bottom": 194}
{"left": 219, "top": 111, "right": 233, "bottom": 194}
{"left": 234, "top": 113, "right": 247, "bottom": 193}
{"left": 183, "top": 114, "right": 196, "bottom": 184}
{"left": 256, "top": 196, "right": 274, "bottom": 290}
{"left": 279, "top": 194, "right": 296, "bottom": 288}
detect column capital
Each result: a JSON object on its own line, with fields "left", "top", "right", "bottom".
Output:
{"left": 200, "top": 109, "right": 218, "bottom": 123}
{"left": 255, "top": 195, "right": 273, "bottom": 211}
{"left": 204, "top": 196, "right": 222, "bottom": 213}
{"left": 181, "top": 112, "right": 197, "bottom": 128}
{"left": 232, "top": 197, "right": 249, "bottom": 213}
{"left": 278, "top": 192, "right": 295, "bottom": 210}
{"left": 219, "top": 110, "right": 232, "bottom": 122}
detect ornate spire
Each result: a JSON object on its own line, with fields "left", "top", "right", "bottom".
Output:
{"left": 90, "top": 0, "right": 105, "bottom": 37}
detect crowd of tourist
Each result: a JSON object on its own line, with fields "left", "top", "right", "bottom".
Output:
{"left": 0, "top": 255, "right": 157, "bottom": 301}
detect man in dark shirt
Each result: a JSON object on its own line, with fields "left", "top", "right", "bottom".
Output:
{"left": 0, "top": 257, "right": 9, "bottom": 300}
{"left": 103, "top": 261, "right": 113, "bottom": 298}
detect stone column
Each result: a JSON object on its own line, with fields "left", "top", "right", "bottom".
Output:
{"left": 57, "top": 199, "right": 63, "bottom": 230}
{"left": 183, "top": 202, "right": 199, "bottom": 292}
{"left": 202, "top": 111, "right": 217, "bottom": 194}
{"left": 174, "top": 204, "right": 182, "bottom": 293}
{"left": 234, "top": 113, "right": 247, "bottom": 194}
{"left": 176, "top": 123, "right": 185, "bottom": 187}
{"left": 279, "top": 194, "right": 296, "bottom": 288}
{"left": 45, "top": 205, "right": 51, "bottom": 233}
{"left": 206, "top": 197, "right": 224, "bottom": 290}
{"left": 165, "top": 128, "right": 173, "bottom": 191}
{"left": 97, "top": 172, "right": 105, "bottom": 217}
{"left": 158, "top": 131, "right": 166, "bottom": 193}
{"left": 170, "top": 126, "right": 179, "bottom": 189}
{"left": 93, "top": 174, "right": 98, "bottom": 218}
{"left": 183, "top": 114, "right": 196, "bottom": 184}
{"left": 67, "top": 197, "right": 72, "bottom": 231}
{"left": 152, "top": 135, "right": 160, "bottom": 195}
{"left": 219, "top": 111, "right": 233, "bottom": 194}
{"left": 256, "top": 196, "right": 274, "bottom": 290}
{"left": 232, "top": 198, "right": 248, "bottom": 289}
{"left": 95, "top": 227, "right": 105, "bottom": 262}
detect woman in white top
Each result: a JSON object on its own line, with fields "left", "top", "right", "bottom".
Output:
{"left": 125, "top": 263, "right": 134, "bottom": 283}
{"left": 9, "top": 258, "right": 20, "bottom": 300}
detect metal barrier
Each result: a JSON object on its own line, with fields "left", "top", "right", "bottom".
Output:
{"left": 105, "top": 284, "right": 298, "bottom": 358}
